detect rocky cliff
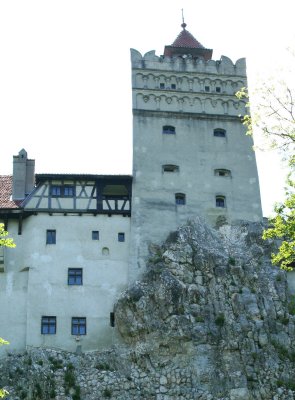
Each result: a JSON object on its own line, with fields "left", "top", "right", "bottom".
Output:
{"left": 1, "top": 218, "right": 295, "bottom": 399}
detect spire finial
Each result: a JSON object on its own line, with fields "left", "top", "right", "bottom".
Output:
{"left": 181, "top": 9, "right": 187, "bottom": 29}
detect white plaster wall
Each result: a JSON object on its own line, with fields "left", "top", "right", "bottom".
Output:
{"left": 0, "top": 213, "right": 130, "bottom": 353}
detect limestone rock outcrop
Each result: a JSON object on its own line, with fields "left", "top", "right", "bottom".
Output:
{"left": 115, "top": 218, "right": 295, "bottom": 399}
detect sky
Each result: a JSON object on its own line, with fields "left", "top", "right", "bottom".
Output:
{"left": 0, "top": 0, "right": 294, "bottom": 217}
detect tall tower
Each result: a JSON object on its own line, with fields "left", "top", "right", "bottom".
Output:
{"left": 130, "top": 22, "right": 262, "bottom": 277}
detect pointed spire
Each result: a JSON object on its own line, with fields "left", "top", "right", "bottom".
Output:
{"left": 181, "top": 8, "right": 187, "bottom": 30}
{"left": 163, "top": 14, "right": 213, "bottom": 60}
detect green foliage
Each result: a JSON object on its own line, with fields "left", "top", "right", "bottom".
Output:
{"left": 72, "top": 386, "right": 81, "bottom": 400}
{"left": 0, "top": 226, "right": 15, "bottom": 397}
{"left": 49, "top": 357, "right": 63, "bottom": 370}
{"left": 103, "top": 388, "right": 112, "bottom": 398}
{"left": 64, "top": 366, "right": 80, "bottom": 399}
{"left": 215, "top": 313, "right": 225, "bottom": 327}
{"left": 64, "top": 369, "right": 75, "bottom": 387}
{"left": 0, "top": 389, "right": 8, "bottom": 399}
{"left": 95, "top": 362, "right": 113, "bottom": 371}
{"left": 34, "top": 382, "right": 43, "bottom": 398}
{"left": 0, "top": 223, "right": 16, "bottom": 248}
{"left": 271, "top": 339, "right": 295, "bottom": 361}
{"left": 288, "top": 295, "right": 295, "bottom": 315}
{"left": 277, "top": 378, "right": 295, "bottom": 390}
{"left": 236, "top": 68, "right": 295, "bottom": 271}
{"left": 262, "top": 178, "right": 295, "bottom": 270}
{"left": 0, "top": 338, "right": 9, "bottom": 398}
{"left": 0, "top": 338, "right": 9, "bottom": 346}
{"left": 228, "top": 257, "right": 236, "bottom": 266}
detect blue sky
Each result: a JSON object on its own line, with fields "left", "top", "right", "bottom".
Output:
{"left": 0, "top": 0, "right": 294, "bottom": 216}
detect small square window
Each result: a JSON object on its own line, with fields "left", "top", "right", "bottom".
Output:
{"left": 46, "top": 230, "right": 56, "bottom": 244}
{"left": 72, "top": 317, "right": 86, "bottom": 335}
{"left": 118, "top": 232, "right": 125, "bottom": 242}
{"left": 216, "top": 87, "right": 221, "bottom": 93}
{"left": 68, "top": 268, "right": 83, "bottom": 285}
{"left": 205, "top": 86, "right": 210, "bottom": 92}
{"left": 41, "top": 316, "right": 56, "bottom": 334}
{"left": 160, "top": 83, "right": 165, "bottom": 89}
{"left": 175, "top": 193, "right": 186, "bottom": 205}
{"left": 92, "top": 231, "right": 99, "bottom": 240}
{"left": 171, "top": 84, "right": 176, "bottom": 89}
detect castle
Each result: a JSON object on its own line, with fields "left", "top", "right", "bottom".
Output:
{"left": 0, "top": 22, "right": 262, "bottom": 354}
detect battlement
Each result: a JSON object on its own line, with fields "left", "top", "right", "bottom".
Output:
{"left": 131, "top": 49, "right": 246, "bottom": 77}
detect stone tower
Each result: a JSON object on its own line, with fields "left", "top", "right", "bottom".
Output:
{"left": 130, "top": 23, "right": 262, "bottom": 277}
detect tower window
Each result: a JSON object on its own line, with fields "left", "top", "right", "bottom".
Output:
{"left": 205, "top": 86, "right": 210, "bottom": 92}
{"left": 41, "top": 316, "right": 56, "bottom": 334}
{"left": 160, "top": 83, "right": 165, "bottom": 89}
{"left": 162, "top": 125, "right": 176, "bottom": 134}
{"left": 214, "top": 128, "right": 226, "bottom": 138}
{"left": 162, "top": 164, "right": 179, "bottom": 173}
{"left": 171, "top": 84, "right": 176, "bottom": 89}
{"left": 110, "top": 312, "right": 115, "bottom": 327}
{"left": 214, "top": 169, "right": 231, "bottom": 177}
{"left": 68, "top": 268, "right": 83, "bottom": 285}
{"left": 216, "top": 196, "right": 226, "bottom": 208}
{"left": 216, "top": 87, "right": 221, "bottom": 93}
{"left": 175, "top": 193, "right": 186, "bottom": 205}
{"left": 118, "top": 232, "right": 125, "bottom": 242}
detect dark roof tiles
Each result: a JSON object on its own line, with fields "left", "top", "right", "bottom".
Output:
{"left": 0, "top": 175, "right": 21, "bottom": 209}
{"left": 172, "top": 27, "right": 205, "bottom": 49}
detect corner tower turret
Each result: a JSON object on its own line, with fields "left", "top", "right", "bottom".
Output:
{"left": 130, "top": 22, "right": 262, "bottom": 278}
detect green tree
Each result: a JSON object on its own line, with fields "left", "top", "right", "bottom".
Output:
{"left": 262, "top": 177, "right": 295, "bottom": 270}
{"left": 0, "top": 223, "right": 14, "bottom": 398}
{"left": 0, "top": 223, "right": 16, "bottom": 248}
{"left": 236, "top": 60, "right": 295, "bottom": 270}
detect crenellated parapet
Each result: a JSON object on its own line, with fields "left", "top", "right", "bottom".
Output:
{"left": 131, "top": 49, "right": 246, "bottom": 77}
{"left": 131, "top": 49, "right": 247, "bottom": 116}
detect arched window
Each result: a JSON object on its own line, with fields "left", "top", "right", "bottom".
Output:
{"left": 214, "top": 128, "right": 226, "bottom": 137}
{"left": 214, "top": 169, "right": 231, "bottom": 177}
{"left": 162, "top": 164, "right": 179, "bottom": 173}
{"left": 102, "top": 247, "right": 109, "bottom": 256}
{"left": 175, "top": 193, "right": 186, "bottom": 205}
{"left": 216, "top": 195, "right": 226, "bottom": 208}
{"left": 163, "top": 125, "right": 176, "bottom": 134}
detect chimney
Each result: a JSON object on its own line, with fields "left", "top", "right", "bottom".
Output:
{"left": 12, "top": 149, "right": 35, "bottom": 200}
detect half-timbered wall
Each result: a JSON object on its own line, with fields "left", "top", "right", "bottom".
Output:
{"left": 24, "top": 176, "right": 132, "bottom": 216}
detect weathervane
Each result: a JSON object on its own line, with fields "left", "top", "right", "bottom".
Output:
{"left": 181, "top": 8, "right": 187, "bottom": 29}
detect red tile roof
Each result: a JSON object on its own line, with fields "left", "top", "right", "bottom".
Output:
{"left": 0, "top": 175, "right": 21, "bottom": 209}
{"left": 172, "top": 26, "right": 205, "bottom": 49}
